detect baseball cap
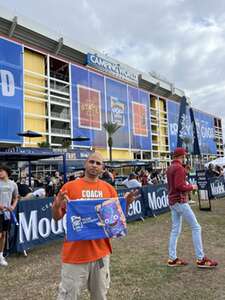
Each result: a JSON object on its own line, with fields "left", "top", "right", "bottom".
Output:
{"left": 173, "top": 147, "right": 187, "bottom": 157}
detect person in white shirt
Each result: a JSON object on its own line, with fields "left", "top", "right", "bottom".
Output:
{"left": 0, "top": 165, "right": 18, "bottom": 266}
{"left": 122, "top": 173, "right": 141, "bottom": 189}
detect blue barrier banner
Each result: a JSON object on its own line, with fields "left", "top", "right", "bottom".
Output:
{"left": 188, "top": 174, "right": 197, "bottom": 185}
{"left": 117, "top": 188, "right": 144, "bottom": 221}
{"left": 71, "top": 65, "right": 106, "bottom": 147}
{"left": 128, "top": 86, "right": 151, "bottom": 150}
{"left": 167, "top": 100, "right": 180, "bottom": 152}
{"left": 142, "top": 184, "right": 169, "bottom": 216}
{"left": 0, "top": 38, "right": 23, "bottom": 143}
{"left": 106, "top": 78, "right": 129, "bottom": 148}
{"left": 17, "top": 198, "right": 65, "bottom": 252}
{"left": 66, "top": 198, "right": 127, "bottom": 241}
{"left": 193, "top": 109, "right": 217, "bottom": 154}
{"left": 209, "top": 176, "right": 225, "bottom": 198}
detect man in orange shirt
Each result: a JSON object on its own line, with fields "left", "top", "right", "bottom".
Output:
{"left": 53, "top": 152, "right": 137, "bottom": 300}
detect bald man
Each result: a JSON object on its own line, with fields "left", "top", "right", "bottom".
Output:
{"left": 53, "top": 152, "right": 137, "bottom": 300}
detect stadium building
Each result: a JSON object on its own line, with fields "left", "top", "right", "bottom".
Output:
{"left": 0, "top": 8, "right": 223, "bottom": 170}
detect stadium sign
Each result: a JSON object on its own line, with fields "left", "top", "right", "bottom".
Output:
{"left": 86, "top": 53, "right": 139, "bottom": 84}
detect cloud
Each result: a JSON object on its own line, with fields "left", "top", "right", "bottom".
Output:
{"left": 1, "top": 0, "right": 225, "bottom": 138}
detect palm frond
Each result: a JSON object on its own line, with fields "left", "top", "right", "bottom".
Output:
{"left": 103, "top": 122, "right": 121, "bottom": 136}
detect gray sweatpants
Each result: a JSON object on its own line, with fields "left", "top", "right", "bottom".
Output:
{"left": 57, "top": 256, "right": 110, "bottom": 300}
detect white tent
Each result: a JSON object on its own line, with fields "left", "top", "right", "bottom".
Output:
{"left": 205, "top": 157, "right": 225, "bottom": 168}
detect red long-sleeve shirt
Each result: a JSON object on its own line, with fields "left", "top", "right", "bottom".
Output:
{"left": 166, "top": 159, "right": 193, "bottom": 205}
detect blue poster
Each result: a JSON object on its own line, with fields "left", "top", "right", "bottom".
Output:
{"left": 66, "top": 198, "right": 127, "bottom": 241}
{"left": 0, "top": 38, "right": 23, "bottom": 143}
{"left": 71, "top": 65, "right": 106, "bottom": 147}
{"left": 193, "top": 110, "right": 217, "bottom": 154}
{"left": 167, "top": 100, "right": 180, "bottom": 151}
{"left": 106, "top": 78, "right": 129, "bottom": 148}
{"left": 128, "top": 86, "right": 151, "bottom": 150}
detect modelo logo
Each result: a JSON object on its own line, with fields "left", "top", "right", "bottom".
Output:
{"left": 127, "top": 199, "right": 142, "bottom": 216}
{"left": 19, "top": 210, "right": 66, "bottom": 243}
{"left": 147, "top": 188, "right": 169, "bottom": 210}
{"left": 210, "top": 181, "right": 225, "bottom": 196}
{"left": 0, "top": 70, "right": 15, "bottom": 96}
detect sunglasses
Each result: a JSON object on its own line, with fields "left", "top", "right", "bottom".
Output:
{"left": 88, "top": 160, "right": 102, "bottom": 166}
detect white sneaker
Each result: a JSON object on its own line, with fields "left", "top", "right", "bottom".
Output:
{"left": 0, "top": 256, "right": 8, "bottom": 266}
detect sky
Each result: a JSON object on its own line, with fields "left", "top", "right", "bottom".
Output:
{"left": 1, "top": 0, "right": 225, "bottom": 137}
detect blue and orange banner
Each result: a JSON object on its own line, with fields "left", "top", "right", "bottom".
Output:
{"left": 106, "top": 78, "right": 129, "bottom": 148}
{"left": 128, "top": 86, "right": 151, "bottom": 150}
{"left": 71, "top": 65, "right": 106, "bottom": 147}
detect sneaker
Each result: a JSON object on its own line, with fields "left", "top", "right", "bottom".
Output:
{"left": 197, "top": 257, "right": 218, "bottom": 268}
{"left": 167, "top": 258, "right": 188, "bottom": 267}
{"left": 0, "top": 256, "right": 8, "bottom": 267}
{"left": 189, "top": 200, "right": 196, "bottom": 204}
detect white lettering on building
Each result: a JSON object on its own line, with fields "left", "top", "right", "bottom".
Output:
{"left": 0, "top": 70, "right": 15, "bottom": 96}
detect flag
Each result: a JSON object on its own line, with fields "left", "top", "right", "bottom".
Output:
{"left": 66, "top": 197, "right": 127, "bottom": 241}
{"left": 190, "top": 107, "right": 201, "bottom": 155}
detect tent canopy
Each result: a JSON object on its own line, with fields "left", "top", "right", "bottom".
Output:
{"left": 205, "top": 157, "right": 225, "bottom": 168}
{"left": 0, "top": 151, "right": 62, "bottom": 162}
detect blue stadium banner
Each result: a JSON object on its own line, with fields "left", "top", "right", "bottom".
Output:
{"left": 0, "top": 38, "right": 23, "bottom": 143}
{"left": 17, "top": 198, "right": 65, "bottom": 252}
{"left": 106, "top": 78, "right": 129, "bottom": 148}
{"left": 71, "top": 65, "right": 106, "bottom": 147}
{"left": 193, "top": 109, "right": 217, "bottom": 154}
{"left": 128, "top": 86, "right": 151, "bottom": 150}
{"left": 66, "top": 198, "right": 127, "bottom": 241}
{"left": 142, "top": 184, "right": 169, "bottom": 216}
{"left": 167, "top": 100, "right": 180, "bottom": 152}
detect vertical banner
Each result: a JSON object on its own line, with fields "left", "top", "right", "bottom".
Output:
{"left": 128, "top": 86, "right": 151, "bottom": 150}
{"left": 167, "top": 100, "right": 180, "bottom": 152}
{"left": 71, "top": 65, "right": 106, "bottom": 147}
{"left": 193, "top": 110, "right": 217, "bottom": 154}
{"left": 105, "top": 78, "right": 129, "bottom": 148}
{"left": 190, "top": 108, "right": 201, "bottom": 155}
{"left": 177, "top": 96, "right": 194, "bottom": 152}
{"left": 0, "top": 38, "right": 23, "bottom": 143}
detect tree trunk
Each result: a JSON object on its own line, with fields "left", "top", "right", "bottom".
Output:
{"left": 108, "top": 136, "right": 113, "bottom": 163}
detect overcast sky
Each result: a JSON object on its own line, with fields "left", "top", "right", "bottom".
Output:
{"left": 1, "top": 0, "right": 225, "bottom": 136}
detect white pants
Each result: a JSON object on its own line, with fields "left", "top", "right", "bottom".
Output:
{"left": 57, "top": 256, "right": 110, "bottom": 300}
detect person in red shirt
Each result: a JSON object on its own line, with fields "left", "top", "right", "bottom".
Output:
{"left": 52, "top": 152, "right": 138, "bottom": 300}
{"left": 167, "top": 147, "right": 218, "bottom": 268}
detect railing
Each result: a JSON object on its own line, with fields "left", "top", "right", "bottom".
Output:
{"left": 51, "top": 112, "right": 70, "bottom": 120}
{"left": 51, "top": 128, "right": 70, "bottom": 135}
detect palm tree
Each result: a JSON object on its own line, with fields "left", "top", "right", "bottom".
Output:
{"left": 62, "top": 138, "right": 71, "bottom": 149}
{"left": 37, "top": 141, "right": 50, "bottom": 148}
{"left": 103, "top": 122, "right": 121, "bottom": 163}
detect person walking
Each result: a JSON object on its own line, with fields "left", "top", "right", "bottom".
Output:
{"left": 167, "top": 148, "right": 218, "bottom": 268}
{"left": 52, "top": 152, "right": 137, "bottom": 300}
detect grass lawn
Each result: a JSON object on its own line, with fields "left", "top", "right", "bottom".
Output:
{"left": 1, "top": 199, "right": 225, "bottom": 300}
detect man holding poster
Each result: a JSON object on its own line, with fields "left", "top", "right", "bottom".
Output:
{"left": 52, "top": 152, "right": 137, "bottom": 300}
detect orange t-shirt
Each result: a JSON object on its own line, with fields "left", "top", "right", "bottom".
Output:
{"left": 60, "top": 177, "right": 118, "bottom": 264}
